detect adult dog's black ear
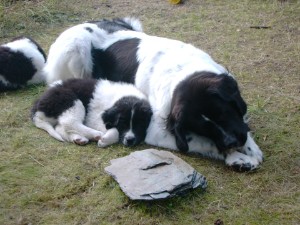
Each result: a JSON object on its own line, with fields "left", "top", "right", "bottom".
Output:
{"left": 167, "top": 105, "right": 189, "bottom": 153}
{"left": 210, "top": 75, "right": 247, "bottom": 116}
{"left": 102, "top": 107, "right": 120, "bottom": 129}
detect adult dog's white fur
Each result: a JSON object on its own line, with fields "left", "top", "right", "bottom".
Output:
{"left": 44, "top": 23, "right": 106, "bottom": 84}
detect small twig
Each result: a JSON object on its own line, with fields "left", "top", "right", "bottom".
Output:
{"left": 250, "top": 26, "right": 271, "bottom": 29}
{"left": 29, "top": 154, "right": 45, "bottom": 167}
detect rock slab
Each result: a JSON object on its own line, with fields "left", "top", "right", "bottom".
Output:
{"left": 105, "top": 149, "right": 207, "bottom": 200}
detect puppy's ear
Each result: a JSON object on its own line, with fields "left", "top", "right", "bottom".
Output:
{"left": 167, "top": 105, "right": 189, "bottom": 153}
{"left": 141, "top": 101, "right": 153, "bottom": 118}
{"left": 102, "top": 107, "right": 120, "bottom": 129}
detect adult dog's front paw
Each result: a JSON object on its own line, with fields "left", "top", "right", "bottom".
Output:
{"left": 225, "top": 151, "right": 260, "bottom": 172}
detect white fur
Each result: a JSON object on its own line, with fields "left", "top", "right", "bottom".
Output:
{"left": 121, "top": 109, "right": 135, "bottom": 146}
{"left": 44, "top": 23, "right": 108, "bottom": 84}
{"left": 97, "top": 128, "right": 119, "bottom": 147}
{"left": 122, "top": 17, "right": 143, "bottom": 32}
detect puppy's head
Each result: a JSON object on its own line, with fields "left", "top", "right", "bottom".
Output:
{"left": 167, "top": 72, "right": 249, "bottom": 153}
{"left": 102, "top": 96, "right": 152, "bottom": 147}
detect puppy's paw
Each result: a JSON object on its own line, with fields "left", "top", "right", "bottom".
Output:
{"left": 97, "top": 139, "right": 110, "bottom": 148}
{"left": 73, "top": 137, "right": 89, "bottom": 146}
{"left": 93, "top": 136, "right": 101, "bottom": 141}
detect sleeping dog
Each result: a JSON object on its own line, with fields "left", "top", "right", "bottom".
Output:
{"left": 96, "top": 20, "right": 263, "bottom": 171}
{"left": 44, "top": 18, "right": 263, "bottom": 171}
{"left": 0, "top": 36, "right": 46, "bottom": 91}
{"left": 31, "top": 78, "right": 152, "bottom": 147}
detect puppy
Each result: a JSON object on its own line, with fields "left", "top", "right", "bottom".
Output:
{"left": 31, "top": 78, "right": 152, "bottom": 147}
{"left": 44, "top": 17, "right": 142, "bottom": 85}
{"left": 0, "top": 36, "right": 46, "bottom": 91}
{"left": 91, "top": 28, "right": 264, "bottom": 171}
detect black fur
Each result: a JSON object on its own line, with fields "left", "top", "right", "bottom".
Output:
{"left": 31, "top": 79, "right": 97, "bottom": 119}
{"left": 167, "top": 72, "right": 249, "bottom": 153}
{"left": 92, "top": 38, "right": 140, "bottom": 83}
{"left": 0, "top": 46, "right": 37, "bottom": 91}
{"left": 102, "top": 96, "right": 152, "bottom": 146}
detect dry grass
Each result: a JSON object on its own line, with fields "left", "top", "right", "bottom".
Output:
{"left": 0, "top": 0, "right": 299, "bottom": 224}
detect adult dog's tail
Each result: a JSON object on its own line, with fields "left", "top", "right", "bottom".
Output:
{"left": 117, "top": 17, "right": 143, "bottom": 32}
{"left": 88, "top": 17, "right": 143, "bottom": 33}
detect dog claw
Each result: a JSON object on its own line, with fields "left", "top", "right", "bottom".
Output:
{"left": 230, "top": 162, "right": 257, "bottom": 172}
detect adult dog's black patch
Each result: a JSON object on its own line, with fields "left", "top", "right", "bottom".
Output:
{"left": 92, "top": 38, "right": 140, "bottom": 83}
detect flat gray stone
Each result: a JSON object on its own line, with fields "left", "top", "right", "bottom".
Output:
{"left": 105, "top": 149, "right": 207, "bottom": 200}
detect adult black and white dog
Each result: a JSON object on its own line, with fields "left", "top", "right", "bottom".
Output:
{"left": 44, "top": 18, "right": 263, "bottom": 171}
{"left": 31, "top": 78, "right": 152, "bottom": 147}
{"left": 0, "top": 36, "right": 46, "bottom": 91}
{"left": 44, "top": 17, "right": 142, "bottom": 84}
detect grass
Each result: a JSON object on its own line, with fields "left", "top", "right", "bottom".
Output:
{"left": 0, "top": 0, "right": 299, "bottom": 224}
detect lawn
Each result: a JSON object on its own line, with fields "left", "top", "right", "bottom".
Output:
{"left": 0, "top": 0, "right": 299, "bottom": 224}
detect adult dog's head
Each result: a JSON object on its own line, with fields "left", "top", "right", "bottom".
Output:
{"left": 167, "top": 71, "right": 249, "bottom": 153}
{"left": 102, "top": 96, "right": 152, "bottom": 147}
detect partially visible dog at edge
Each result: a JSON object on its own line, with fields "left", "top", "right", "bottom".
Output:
{"left": 0, "top": 36, "right": 46, "bottom": 92}
{"left": 43, "top": 17, "right": 263, "bottom": 172}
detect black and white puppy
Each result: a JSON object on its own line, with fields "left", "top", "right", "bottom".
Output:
{"left": 31, "top": 78, "right": 152, "bottom": 147}
{"left": 93, "top": 27, "right": 264, "bottom": 171}
{"left": 44, "top": 17, "right": 142, "bottom": 84}
{"left": 0, "top": 36, "right": 46, "bottom": 91}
